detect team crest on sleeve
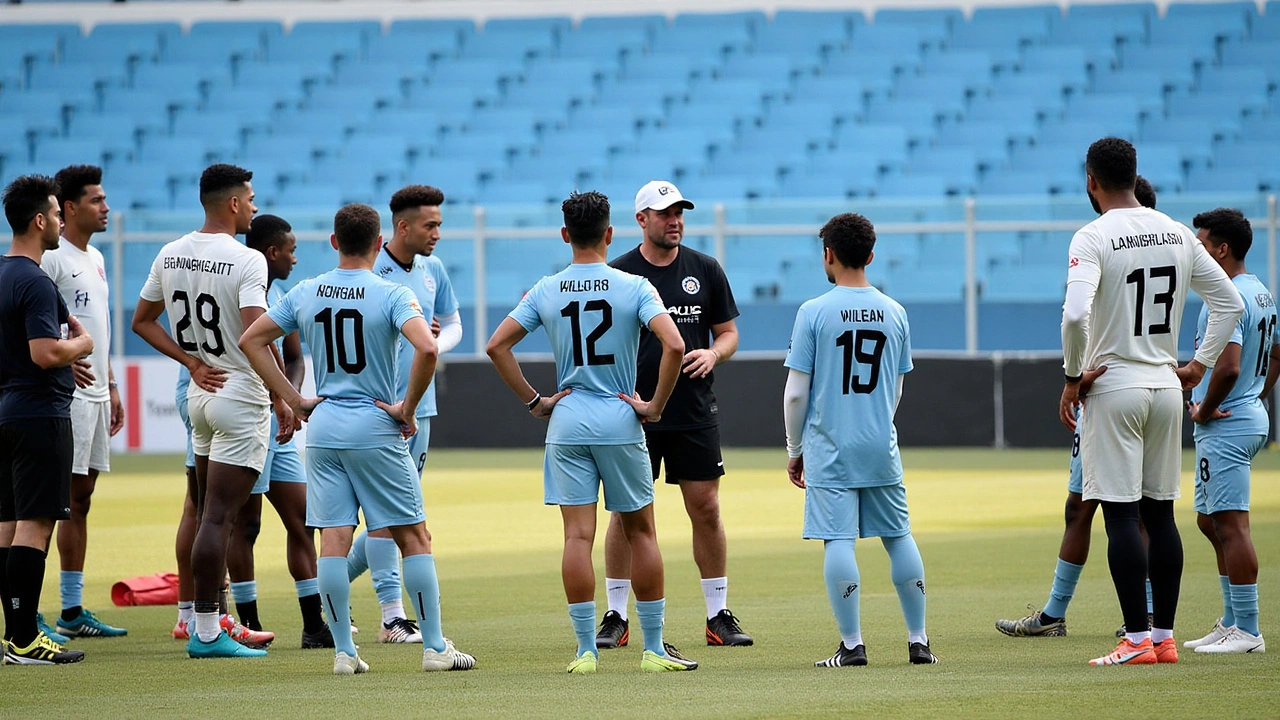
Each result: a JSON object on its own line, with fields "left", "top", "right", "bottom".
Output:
{"left": 1068, "top": 257, "right": 1079, "bottom": 268}
{"left": 682, "top": 276, "right": 701, "bottom": 294}
{"left": 98, "top": 266, "right": 107, "bottom": 281}
{"left": 409, "top": 298, "right": 423, "bottom": 314}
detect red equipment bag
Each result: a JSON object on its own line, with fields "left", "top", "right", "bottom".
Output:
{"left": 111, "top": 572, "right": 180, "bottom": 607}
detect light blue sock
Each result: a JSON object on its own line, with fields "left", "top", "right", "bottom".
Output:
{"left": 883, "top": 534, "right": 927, "bottom": 639}
{"left": 1145, "top": 578, "right": 1153, "bottom": 615}
{"left": 295, "top": 578, "right": 319, "bottom": 599}
{"left": 1219, "top": 575, "right": 1236, "bottom": 627}
{"left": 568, "top": 601, "right": 598, "bottom": 658}
{"left": 1042, "top": 559, "right": 1084, "bottom": 619}
{"left": 60, "top": 570, "right": 83, "bottom": 611}
{"left": 367, "top": 537, "right": 403, "bottom": 605}
{"left": 230, "top": 580, "right": 257, "bottom": 604}
{"left": 318, "top": 556, "right": 356, "bottom": 656}
{"left": 635, "top": 599, "right": 666, "bottom": 655}
{"left": 346, "top": 530, "right": 369, "bottom": 582}
{"left": 1230, "top": 584, "right": 1260, "bottom": 636}
{"left": 822, "top": 540, "right": 861, "bottom": 643}
{"left": 402, "top": 554, "right": 445, "bottom": 652}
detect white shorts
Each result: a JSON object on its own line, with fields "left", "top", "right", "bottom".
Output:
{"left": 189, "top": 394, "right": 270, "bottom": 474}
{"left": 1081, "top": 387, "right": 1183, "bottom": 503}
{"left": 70, "top": 397, "right": 111, "bottom": 475}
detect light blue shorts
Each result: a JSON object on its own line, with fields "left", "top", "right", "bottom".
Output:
{"left": 1068, "top": 429, "right": 1083, "bottom": 495}
{"left": 252, "top": 413, "right": 306, "bottom": 494}
{"left": 544, "top": 442, "right": 653, "bottom": 513}
{"left": 408, "top": 418, "right": 431, "bottom": 476}
{"left": 305, "top": 444, "right": 424, "bottom": 531}
{"left": 803, "top": 484, "right": 911, "bottom": 540}
{"left": 1194, "top": 434, "right": 1266, "bottom": 515}
{"left": 176, "top": 388, "right": 194, "bottom": 470}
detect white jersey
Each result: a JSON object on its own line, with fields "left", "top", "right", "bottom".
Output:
{"left": 1063, "top": 206, "right": 1243, "bottom": 394}
{"left": 42, "top": 240, "right": 111, "bottom": 402}
{"left": 139, "top": 231, "right": 270, "bottom": 406}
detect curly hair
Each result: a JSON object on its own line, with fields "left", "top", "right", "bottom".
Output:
{"left": 561, "top": 191, "right": 611, "bottom": 247}
{"left": 2, "top": 174, "right": 58, "bottom": 234}
{"left": 819, "top": 212, "right": 877, "bottom": 269}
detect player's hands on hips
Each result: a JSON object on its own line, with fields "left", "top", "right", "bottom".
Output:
{"left": 72, "top": 359, "right": 95, "bottom": 388}
{"left": 619, "top": 391, "right": 661, "bottom": 423}
{"left": 1175, "top": 360, "right": 1207, "bottom": 391}
{"left": 291, "top": 396, "right": 325, "bottom": 423}
{"left": 1059, "top": 381, "right": 1081, "bottom": 430}
{"left": 374, "top": 399, "right": 417, "bottom": 438}
{"left": 1188, "top": 400, "right": 1231, "bottom": 425}
{"left": 191, "top": 361, "right": 227, "bottom": 392}
{"left": 274, "top": 400, "right": 297, "bottom": 444}
{"left": 682, "top": 348, "right": 718, "bottom": 379}
{"left": 109, "top": 385, "right": 124, "bottom": 436}
{"left": 1079, "top": 365, "right": 1107, "bottom": 396}
{"left": 531, "top": 388, "right": 570, "bottom": 419}
{"left": 787, "top": 455, "right": 805, "bottom": 489}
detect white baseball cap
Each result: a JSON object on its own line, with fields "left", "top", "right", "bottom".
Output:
{"left": 634, "top": 180, "right": 695, "bottom": 213}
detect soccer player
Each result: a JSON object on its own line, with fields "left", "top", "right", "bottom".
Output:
{"left": 0, "top": 174, "right": 90, "bottom": 664}
{"left": 783, "top": 212, "right": 938, "bottom": 668}
{"left": 132, "top": 163, "right": 275, "bottom": 659}
{"left": 224, "top": 214, "right": 333, "bottom": 647}
{"left": 1060, "top": 138, "right": 1243, "bottom": 666}
{"left": 239, "top": 203, "right": 475, "bottom": 675}
{"left": 486, "top": 190, "right": 696, "bottom": 674}
{"left": 1183, "top": 208, "right": 1275, "bottom": 654}
{"left": 599, "top": 180, "right": 751, "bottom": 650}
{"left": 36, "top": 165, "right": 128, "bottom": 639}
{"left": 345, "top": 184, "right": 463, "bottom": 645}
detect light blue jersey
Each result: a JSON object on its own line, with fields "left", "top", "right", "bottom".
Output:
{"left": 266, "top": 283, "right": 298, "bottom": 454}
{"left": 1192, "top": 274, "right": 1278, "bottom": 440}
{"left": 267, "top": 268, "right": 424, "bottom": 449}
{"left": 374, "top": 249, "right": 458, "bottom": 419}
{"left": 508, "top": 263, "right": 667, "bottom": 445}
{"left": 785, "top": 285, "right": 913, "bottom": 488}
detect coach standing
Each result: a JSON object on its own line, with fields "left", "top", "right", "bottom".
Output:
{"left": 598, "top": 180, "right": 753, "bottom": 649}
{"left": 0, "top": 175, "right": 92, "bottom": 664}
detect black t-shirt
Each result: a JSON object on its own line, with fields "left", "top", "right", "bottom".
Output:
{"left": 611, "top": 245, "right": 739, "bottom": 430}
{"left": 0, "top": 255, "right": 74, "bottom": 421}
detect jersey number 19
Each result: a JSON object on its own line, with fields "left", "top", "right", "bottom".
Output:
{"left": 836, "top": 329, "right": 886, "bottom": 395}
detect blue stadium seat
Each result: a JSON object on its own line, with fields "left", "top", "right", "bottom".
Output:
{"left": 462, "top": 29, "right": 555, "bottom": 63}
{"left": 387, "top": 18, "right": 476, "bottom": 43}
{"left": 887, "top": 265, "right": 966, "bottom": 302}
{"left": 1151, "top": 16, "right": 1248, "bottom": 45}
{"left": 476, "top": 180, "right": 557, "bottom": 205}
{"left": 1066, "top": 94, "right": 1144, "bottom": 125}
{"left": 137, "top": 136, "right": 219, "bottom": 172}
{"left": 1049, "top": 15, "right": 1146, "bottom": 46}
{"left": 754, "top": 15, "right": 849, "bottom": 55}
{"left": 978, "top": 170, "right": 1056, "bottom": 196}
{"left": 833, "top": 123, "right": 909, "bottom": 165}
{"left": 866, "top": 99, "right": 942, "bottom": 145}
{"left": 1020, "top": 47, "right": 1091, "bottom": 93}
{"left": 484, "top": 16, "right": 572, "bottom": 37}
{"left": 1124, "top": 44, "right": 1210, "bottom": 90}
{"left": 90, "top": 22, "right": 183, "bottom": 51}
{"left": 1215, "top": 142, "right": 1280, "bottom": 174}
{"left": 672, "top": 11, "right": 767, "bottom": 32}
{"left": 1038, "top": 118, "right": 1136, "bottom": 146}
{"left": 1141, "top": 117, "right": 1220, "bottom": 145}
{"left": 406, "top": 81, "right": 498, "bottom": 112}
{"left": 66, "top": 112, "right": 138, "bottom": 162}
{"left": 850, "top": 24, "right": 926, "bottom": 54}
{"left": 166, "top": 34, "right": 261, "bottom": 65}
{"left": 558, "top": 27, "right": 648, "bottom": 64}
{"left": 28, "top": 61, "right": 127, "bottom": 97}
{"left": 1241, "top": 116, "right": 1280, "bottom": 143}
{"left": 1090, "top": 72, "right": 1166, "bottom": 116}
{"left": 1220, "top": 42, "right": 1280, "bottom": 78}
{"left": 895, "top": 74, "right": 977, "bottom": 120}
{"left": 991, "top": 73, "right": 1069, "bottom": 116}
{"left": 721, "top": 54, "right": 809, "bottom": 95}
{"left": 61, "top": 34, "right": 160, "bottom": 65}
{"left": 984, "top": 265, "right": 1066, "bottom": 302}
{"left": 33, "top": 138, "right": 106, "bottom": 169}
{"left": 966, "top": 98, "right": 1042, "bottom": 145}
{"left": 921, "top": 50, "right": 997, "bottom": 80}
{"left": 366, "top": 33, "right": 458, "bottom": 65}
{"left": 826, "top": 50, "right": 919, "bottom": 96}
{"left": 878, "top": 173, "right": 956, "bottom": 198}
{"left": 109, "top": 163, "right": 172, "bottom": 209}
{"left": 173, "top": 111, "right": 255, "bottom": 149}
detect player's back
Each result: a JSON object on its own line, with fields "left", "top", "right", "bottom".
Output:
{"left": 1193, "top": 273, "right": 1277, "bottom": 439}
{"left": 143, "top": 231, "right": 269, "bottom": 405}
{"left": 268, "top": 268, "right": 422, "bottom": 449}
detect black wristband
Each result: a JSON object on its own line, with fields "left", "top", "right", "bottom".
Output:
{"left": 525, "top": 393, "right": 541, "bottom": 410}
{"left": 1064, "top": 373, "right": 1082, "bottom": 384}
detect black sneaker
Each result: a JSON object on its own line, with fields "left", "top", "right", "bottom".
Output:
{"left": 301, "top": 623, "right": 335, "bottom": 649}
{"left": 1115, "top": 613, "right": 1155, "bottom": 638}
{"left": 595, "top": 610, "right": 629, "bottom": 649}
{"left": 815, "top": 642, "right": 867, "bottom": 667}
{"left": 706, "top": 609, "right": 754, "bottom": 646}
{"left": 3, "top": 633, "right": 85, "bottom": 665}
{"left": 909, "top": 641, "right": 940, "bottom": 664}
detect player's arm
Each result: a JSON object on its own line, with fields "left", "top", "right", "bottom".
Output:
{"left": 131, "top": 298, "right": 227, "bottom": 391}
{"left": 22, "top": 276, "right": 92, "bottom": 368}
{"left": 375, "top": 316, "right": 438, "bottom": 438}
{"left": 1059, "top": 231, "right": 1101, "bottom": 430}
{"left": 485, "top": 317, "right": 569, "bottom": 419}
{"left": 621, "top": 312, "right": 684, "bottom": 422}
{"left": 281, "top": 329, "right": 305, "bottom": 390}
{"left": 1189, "top": 342, "right": 1240, "bottom": 424}
{"left": 783, "top": 368, "right": 811, "bottom": 489}
{"left": 684, "top": 318, "right": 738, "bottom": 379}
{"left": 1262, "top": 343, "right": 1280, "bottom": 399}
{"left": 29, "top": 315, "right": 93, "bottom": 369}
{"left": 434, "top": 311, "right": 463, "bottom": 353}
{"left": 108, "top": 360, "right": 124, "bottom": 436}
{"left": 239, "top": 312, "right": 323, "bottom": 421}
{"left": 1180, "top": 239, "right": 1246, "bottom": 389}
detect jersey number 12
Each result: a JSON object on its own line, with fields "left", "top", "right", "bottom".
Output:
{"left": 561, "top": 300, "right": 615, "bottom": 367}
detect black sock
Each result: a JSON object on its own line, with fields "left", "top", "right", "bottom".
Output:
{"left": 0, "top": 546, "right": 10, "bottom": 642}
{"left": 6, "top": 545, "right": 48, "bottom": 648}
{"left": 1139, "top": 497, "right": 1183, "bottom": 631}
{"left": 236, "top": 600, "right": 261, "bottom": 632}
{"left": 194, "top": 599, "right": 218, "bottom": 616}
{"left": 1038, "top": 612, "right": 1062, "bottom": 624}
{"left": 1101, "top": 501, "right": 1150, "bottom": 635}
{"left": 61, "top": 605, "right": 82, "bottom": 623}
{"left": 299, "top": 593, "right": 325, "bottom": 633}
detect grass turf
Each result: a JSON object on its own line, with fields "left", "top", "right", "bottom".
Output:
{"left": 2, "top": 448, "right": 1278, "bottom": 719}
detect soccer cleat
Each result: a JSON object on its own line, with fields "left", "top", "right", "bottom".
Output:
{"left": 1089, "top": 637, "right": 1156, "bottom": 666}
{"left": 172, "top": 620, "right": 190, "bottom": 640}
{"left": 422, "top": 638, "right": 476, "bottom": 672}
{"left": 378, "top": 616, "right": 422, "bottom": 644}
{"left": 36, "top": 613, "right": 70, "bottom": 645}
{"left": 1184, "top": 618, "right": 1232, "bottom": 649}
{"left": 3, "top": 632, "right": 85, "bottom": 665}
{"left": 187, "top": 630, "right": 268, "bottom": 659}
{"left": 1153, "top": 638, "right": 1178, "bottom": 663}
{"left": 221, "top": 615, "right": 274, "bottom": 649}
{"left": 57, "top": 608, "right": 127, "bottom": 638}
{"left": 333, "top": 651, "right": 370, "bottom": 675}
{"left": 909, "top": 642, "right": 940, "bottom": 664}
{"left": 301, "top": 624, "right": 335, "bottom": 650}
{"left": 1115, "top": 613, "right": 1154, "bottom": 638}
{"left": 706, "top": 609, "right": 754, "bottom": 646}
{"left": 995, "top": 607, "right": 1067, "bottom": 637}
{"left": 595, "top": 610, "right": 629, "bottom": 649}
{"left": 567, "top": 651, "right": 598, "bottom": 674}
{"left": 815, "top": 642, "right": 867, "bottom": 667}
{"left": 640, "top": 642, "right": 698, "bottom": 672}
{"left": 1195, "top": 627, "right": 1266, "bottom": 654}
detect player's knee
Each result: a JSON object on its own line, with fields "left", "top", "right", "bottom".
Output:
{"left": 1196, "top": 512, "right": 1217, "bottom": 539}
{"left": 239, "top": 517, "right": 262, "bottom": 545}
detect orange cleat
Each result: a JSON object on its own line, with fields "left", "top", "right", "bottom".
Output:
{"left": 1090, "top": 637, "right": 1157, "bottom": 666}
{"left": 220, "top": 615, "right": 274, "bottom": 649}
{"left": 173, "top": 620, "right": 190, "bottom": 640}
{"left": 1153, "top": 638, "right": 1179, "bottom": 663}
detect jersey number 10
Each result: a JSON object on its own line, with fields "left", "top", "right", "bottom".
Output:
{"left": 315, "top": 308, "right": 367, "bottom": 374}
{"left": 836, "top": 329, "right": 886, "bottom": 395}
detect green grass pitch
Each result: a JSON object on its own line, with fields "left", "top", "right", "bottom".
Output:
{"left": 1, "top": 448, "right": 1277, "bottom": 719}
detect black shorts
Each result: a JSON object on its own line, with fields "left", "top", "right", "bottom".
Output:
{"left": 645, "top": 426, "right": 725, "bottom": 484}
{"left": 0, "top": 418, "right": 73, "bottom": 522}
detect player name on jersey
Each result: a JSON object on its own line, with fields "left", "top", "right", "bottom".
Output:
{"left": 841, "top": 308, "right": 886, "bottom": 323}
{"left": 1257, "top": 293, "right": 1275, "bottom": 309}
{"left": 560, "top": 279, "right": 610, "bottom": 293}
{"left": 1110, "top": 233, "right": 1184, "bottom": 251}
{"left": 316, "top": 284, "right": 365, "bottom": 300}
{"left": 162, "top": 256, "right": 235, "bottom": 274}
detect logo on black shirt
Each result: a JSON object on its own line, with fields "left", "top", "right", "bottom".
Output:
{"left": 682, "top": 276, "right": 700, "bottom": 294}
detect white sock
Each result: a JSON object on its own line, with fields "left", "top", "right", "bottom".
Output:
{"left": 909, "top": 632, "right": 928, "bottom": 646}
{"left": 606, "top": 578, "right": 631, "bottom": 620}
{"left": 1126, "top": 630, "right": 1151, "bottom": 645}
{"left": 381, "top": 600, "right": 406, "bottom": 625}
{"left": 1151, "top": 628, "right": 1173, "bottom": 643}
{"left": 702, "top": 577, "right": 728, "bottom": 619}
{"left": 194, "top": 611, "right": 220, "bottom": 642}
{"left": 178, "top": 601, "right": 194, "bottom": 624}
{"left": 842, "top": 634, "right": 863, "bottom": 649}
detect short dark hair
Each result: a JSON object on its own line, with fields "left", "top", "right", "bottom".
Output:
{"left": 1085, "top": 137, "right": 1137, "bottom": 193}
{"left": 54, "top": 164, "right": 103, "bottom": 211}
{"left": 333, "top": 203, "right": 381, "bottom": 256}
{"left": 2, "top": 174, "right": 58, "bottom": 234}
{"left": 199, "top": 163, "right": 253, "bottom": 206}
{"left": 1134, "top": 175, "right": 1157, "bottom": 209}
{"left": 819, "top": 212, "right": 876, "bottom": 269}
{"left": 245, "top": 214, "right": 293, "bottom": 251}
{"left": 389, "top": 185, "right": 445, "bottom": 222}
{"left": 561, "top": 191, "right": 610, "bottom": 247}
{"left": 1194, "top": 207, "right": 1253, "bottom": 261}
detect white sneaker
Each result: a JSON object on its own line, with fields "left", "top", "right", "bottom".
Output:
{"left": 422, "top": 638, "right": 476, "bottom": 672}
{"left": 1195, "top": 627, "right": 1266, "bottom": 654}
{"left": 1183, "top": 618, "right": 1232, "bottom": 648}
{"left": 334, "top": 651, "right": 370, "bottom": 675}
{"left": 378, "top": 617, "right": 423, "bottom": 644}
